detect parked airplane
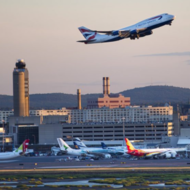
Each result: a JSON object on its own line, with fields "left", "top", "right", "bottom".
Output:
{"left": 101, "top": 142, "right": 126, "bottom": 156}
{"left": 78, "top": 13, "right": 175, "bottom": 44}
{"left": 73, "top": 138, "right": 87, "bottom": 149}
{"left": 57, "top": 138, "right": 87, "bottom": 156}
{"left": 73, "top": 138, "right": 123, "bottom": 156}
{"left": 0, "top": 139, "right": 30, "bottom": 160}
{"left": 125, "top": 138, "right": 186, "bottom": 159}
{"left": 51, "top": 146, "right": 61, "bottom": 156}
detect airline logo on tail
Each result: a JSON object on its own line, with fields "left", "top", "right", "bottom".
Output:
{"left": 64, "top": 145, "right": 68, "bottom": 150}
{"left": 101, "top": 142, "right": 107, "bottom": 149}
{"left": 125, "top": 138, "right": 135, "bottom": 151}
{"left": 78, "top": 27, "right": 97, "bottom": 41}
{"left": 57, "top": 138, "right": 71, "bottom": 151}
{"left": 73, "top": 138, "right": 87, "bottom": 148}
{"left": 73, "top": 142, "right": 80, "bottom": 149}
{"left": 15, "top": 139, "right": 30, "bottom": 153}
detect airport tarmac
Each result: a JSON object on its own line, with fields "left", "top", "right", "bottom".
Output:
{"left": 0, "top": 156, "right": 190, "bottom": 170}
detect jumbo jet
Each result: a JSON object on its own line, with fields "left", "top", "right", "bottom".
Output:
{"left": 78, "top": 13, "right": 175, "bottom": 44}
{"left": 125, "top": 138, "right": 185, "bottom": 159}
{"left": 0, "top": 139, "right": 29, "bottom": 160}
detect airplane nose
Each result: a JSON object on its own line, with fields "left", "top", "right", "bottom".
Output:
{"left": 172, "top": 15, "right": 176, "bottom": 20}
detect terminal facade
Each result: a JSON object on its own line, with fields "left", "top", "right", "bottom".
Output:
{"left": 69, "top": 105, "right": 173, "bottom": 124}
{"left": 8, "top": 115, "right": 173, "bottom": 146}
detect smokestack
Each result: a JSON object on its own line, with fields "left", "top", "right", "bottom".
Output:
{"left": 106, "top": 77, "right": 110, "bottom": 95}
{"left": 77, "top": 89, "right": 82, "bottom": 110}
{"left": 103, "top": 77, "right": 107, "bottom": 95}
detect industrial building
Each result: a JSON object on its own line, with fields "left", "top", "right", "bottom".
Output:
{"left": 87, "top": 77, "right": 130, "bottom": 109}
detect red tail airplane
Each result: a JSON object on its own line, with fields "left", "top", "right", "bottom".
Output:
{"left": 125, "top": 138, "right": 185, "bottom": 159}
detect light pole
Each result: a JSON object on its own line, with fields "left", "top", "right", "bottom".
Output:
{"left": 151, "top": 123, "right": 154, "bottom": 143}
{"left": 32, "top": 135, "right": 36, "bottom": 144}
{"left": 163, "top": 123, "right": 166, "bottom": 136}
{"left": 122, "top": 117, "right": 125, "bottom": 147}
{"left": 2, "top": 120, "right": 4, "bottom": 152}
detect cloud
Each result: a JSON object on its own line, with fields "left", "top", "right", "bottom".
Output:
{"left": 136, "top": 51, "right": 190, "bottom": 57}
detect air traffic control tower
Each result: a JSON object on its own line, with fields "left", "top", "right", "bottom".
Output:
{"left": 13, "top": 59, "right": 29, "bottom": 117}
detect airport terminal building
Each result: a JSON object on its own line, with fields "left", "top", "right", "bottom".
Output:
{"left": 70, "top": 105, "right": 173, "bottom": 123}
{"left": 7, "top": 105, "right": 173, "bottom": 146}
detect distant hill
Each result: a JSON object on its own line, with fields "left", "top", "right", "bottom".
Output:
{"left": 0, "top": 86, "right": 190, "bottom": 110}
{"left": 120, "top": 86, "right": 190, "bottom": 104}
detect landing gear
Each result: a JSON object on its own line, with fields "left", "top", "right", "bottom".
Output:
{"left": 168, "top": 21, "right": 172, "bottom": 26}
{"left": 130, "top": 34, "right": 140, "bottom": 40}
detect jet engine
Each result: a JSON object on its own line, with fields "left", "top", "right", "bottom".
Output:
{"left": 104, "top": 154, "right": 112, "bottom": 158}
{"left": 139, "top": 30, "right": 153, "bottom": 37}
{"left": 164, "top": 151, "right": 177, "bottom": 159}
{"left": 130, "top": 30, "right": 153, "bottom": 40}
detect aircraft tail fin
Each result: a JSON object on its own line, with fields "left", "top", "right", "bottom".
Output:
{"left": 14, "top": 139, "right": 30, "bottom": 153}
{"left": 73, "top": 137, "right": 87, "bottom": 148}
{"left": 73, "top": 142, "right": 80, "bottom": 149}
{"left": 125, "top": 138, "right": 135, "bottom": 151}
{"left": 57, "top": 138, "right": 72, "bottom": 151}
{"left": 101, "top": 142, "right": 107, "bottom": 149}
{"left": 78, "top": 26, "right": 97, "bottom": 41}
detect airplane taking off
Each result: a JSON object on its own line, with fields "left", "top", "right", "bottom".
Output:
{"left": 125, "top": 138, "right": 186, "bottom": 159}
{"left": 78, "top": 13, "right": 175, "bottom": 44}
{"left": 0, "top": 139, "right": 29, "bottom": 160}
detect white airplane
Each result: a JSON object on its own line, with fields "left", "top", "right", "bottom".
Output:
{"left": 73, "top": 138, "right": 123, "bottom": 157}
{"left": 57, "top": 138, "right": 87, "bottom": 156}
{"left": 125, "top": 138, "right": 186, "bottom": 159}
{"left": 0, "top": 139, "right": 30, "bottom": 160}
{"left": 78, "top": 13, "right": 175, "bottom": 44}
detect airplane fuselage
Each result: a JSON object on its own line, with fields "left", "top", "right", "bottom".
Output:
{"left": 127, "top": 148, "right": 185, "bottom": 158}
{"left": 78, "top": 13, "right": 175, "bottom": 44}
{"left": 0, "top": 152, "right": 20, "bottom": 160}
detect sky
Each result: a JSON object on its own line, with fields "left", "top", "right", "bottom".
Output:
{"left": 0, "top": 0, "right": 190, "bottom": 95}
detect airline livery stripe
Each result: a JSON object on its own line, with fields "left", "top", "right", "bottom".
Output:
{"left": 80, "top": 29, "right": 91, "bottom": 33}
{"left": 149, "top": 16, "right": 162, "bottom": 20}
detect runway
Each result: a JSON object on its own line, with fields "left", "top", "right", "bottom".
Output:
{"left": 0, "top": 155, "right": 190, "bottom": 171}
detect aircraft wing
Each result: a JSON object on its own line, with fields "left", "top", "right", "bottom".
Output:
{"left": 107, "top": 149, "right": 124, "bottom": 155}
{"left": 118, "top": 30, "right": 131, "bottom": 38}
{"left": 93, "top": 30, "right": 130, "bottom": 37}
{"left": 92, "top": 27, "right": 147, "bottom": 38}
{"left": 145, "top": 151, "right": 163, "bottom": 157}
{"left": 85, "top": 150, "right": 112, "bottom": 158}
{"left": 86, "top": 151, "right": 104, "bottom": 157}
{"left": 145, "top": 149, "right": 179, "bottom": 158}
{"left": 77, "top": 39, "right": 96, "bottom": 43}
{"left": 136, "top": 27, "right": 147, "bottom": 32}
{"left": 92, "top": 30, "right": 113, "bottom": 35}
